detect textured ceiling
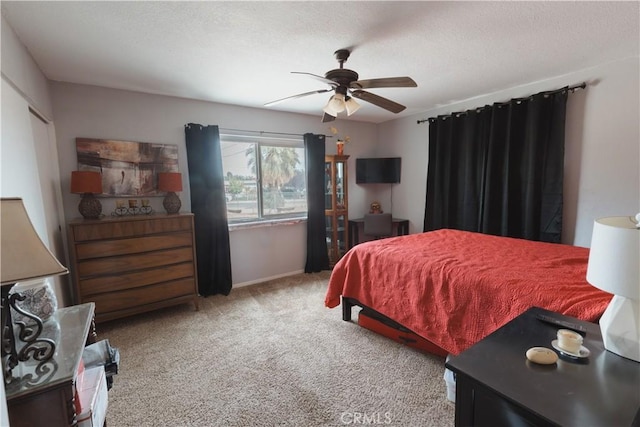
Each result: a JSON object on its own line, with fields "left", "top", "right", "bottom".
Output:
{"left": 2, "top": 1, "right": 638, "bottom": 123}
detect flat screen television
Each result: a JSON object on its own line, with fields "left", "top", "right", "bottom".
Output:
{"left": 355, "top": 157, "right": 401, "bottom": 184}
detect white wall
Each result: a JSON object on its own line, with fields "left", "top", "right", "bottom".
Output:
{"left": 378, "top": 57, "right": 640, "bottom": 247}
{"left": 1, "top": 15, "right": 53, "bottom": 120}
{"left": 49, "top": 82, "right": 378, "bottom": 285}
{"left": 1, "top": 16, "right": 64, "bottom": 421}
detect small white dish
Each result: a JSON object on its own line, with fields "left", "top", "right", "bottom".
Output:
{"left": 551, "top": 340, "right": 590, "bottom": 358}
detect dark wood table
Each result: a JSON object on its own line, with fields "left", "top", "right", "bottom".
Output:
{"left": 6, "top": 303, "right": 98, "bottom": 427}
{"left": 446, "top": 306, "right": 640, "bottom": 427}
{"left": 348, "top": 217, "right": 409, "bottom": 247}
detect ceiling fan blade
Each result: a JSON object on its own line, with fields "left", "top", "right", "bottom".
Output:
{"left": 350, "top": 77, "right": 417, "bottom": 90}
{"left": 264, "top": 89, "right": 332, "bottom": 107}
{"left": 292, "top": 72, "right": 339, "bottom": 87}
{"left": 321, "top": 112, "right": 336, "bottom": 123}
{"left": 350, "top": 90, "right": 406, "bottom": 114}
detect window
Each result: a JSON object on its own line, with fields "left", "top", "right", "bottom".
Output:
{"left": 220, "top": 133, "right": 307, "bottom": 223}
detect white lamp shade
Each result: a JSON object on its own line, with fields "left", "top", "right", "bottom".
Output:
{"left": 586, "top": 216, "right": 639, "bottom": 300}
{"left": 323, "top": 93, "right": 345, "bottom": 116}
{"left": 345, "top": 97, "right": 361, "bottom": 116}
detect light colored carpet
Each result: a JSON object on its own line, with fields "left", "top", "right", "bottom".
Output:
{"left": 99, "top": 271, "right": 455, "bottom": 426}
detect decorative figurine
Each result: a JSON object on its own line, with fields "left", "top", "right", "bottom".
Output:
{"left": 369, "top": 201, "right": 383, "bottom": 214}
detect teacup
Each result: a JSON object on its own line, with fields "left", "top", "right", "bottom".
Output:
{"left": 557, "top": 329, "right": 583, "bottom": 353}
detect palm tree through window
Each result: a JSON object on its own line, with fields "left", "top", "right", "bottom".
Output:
{"left": 221, "top": 134, "right": 307, "bottom": 223}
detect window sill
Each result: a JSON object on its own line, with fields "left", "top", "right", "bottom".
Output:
{"left": 228, "top": 217, "right": 307, "bottom": 231}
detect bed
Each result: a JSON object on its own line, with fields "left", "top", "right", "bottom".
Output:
{"left": 325, "top": 229, "right": 612, "bottom": 356}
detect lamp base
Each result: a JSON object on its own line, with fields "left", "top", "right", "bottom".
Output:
{"left": 163, "top": 192, "right": 181, "bottom": 214}
{"left": 78, "top": 193, "right": 102, "bottom": 219}
{"left": 1, "top": 283, "right": 56, "bottom": 384}
{"left": 600, "top": 295, "right": 640, "bottom": 362}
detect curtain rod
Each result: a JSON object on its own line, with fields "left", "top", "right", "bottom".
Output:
{"left": 416, "top": 82, "right": 587, "bottom": 124}
{"left": 219, "top": 128, "right": 335, "bottom": 139}
{"left": 219, "top": 128, "right": 305, "bottom": 137}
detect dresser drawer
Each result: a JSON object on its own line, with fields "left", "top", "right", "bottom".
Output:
{"left": 76, "top": 232, "right": 193, "bottom": 259}
{"left": 87, "top": 278, "right": 197, "bottom": 314}
{"left": 79, "top": 262, "right": 195, "bottom": 296}
{"left": 71, "top": 216, "right": 192, "bottom": 242}
{"left": 77, "top": 247, "right": 193, "bottom": 277}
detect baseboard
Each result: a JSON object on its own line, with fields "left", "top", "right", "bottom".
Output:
{"left": 233, "top": 270, "right": 306, "bottom": 288}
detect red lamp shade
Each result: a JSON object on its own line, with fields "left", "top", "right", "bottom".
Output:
{"left": 158, "top": 172, "right": 182, "bottom": 192}
{"left": 70, "top": 171, "right": 102, "bottom": 194}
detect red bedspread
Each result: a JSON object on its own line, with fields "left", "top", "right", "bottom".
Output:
{"left": 325, "top": 229, "right": 612, "bottom": 355}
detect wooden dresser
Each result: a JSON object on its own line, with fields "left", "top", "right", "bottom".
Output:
{"left": 67, "top": 213, "right": 199, "bottom": 323}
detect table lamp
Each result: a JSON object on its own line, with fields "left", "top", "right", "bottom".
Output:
{"left": 1, "top": 198, "right": 69, "bottom": 383}
{"left": 70, "top": 171, "right": 103, "bottom": 219}
{"left": 586, "top": 214, "right": 640, "bottom": 362}
{"left": 158, "top": 172, "right": 182, "bottom": 214}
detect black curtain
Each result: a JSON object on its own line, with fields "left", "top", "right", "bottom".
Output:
{"left": 304, "top": 133, "right": 330, "bottom": 273}
{"left": 184, "top": 123, "right": 232, "bottom": 296}
{"left": 424, "top": 88, "right": 568, "bottom": 243}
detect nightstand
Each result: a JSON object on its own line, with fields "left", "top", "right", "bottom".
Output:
{"left": 6, "top": 303, "right": 98, "bottom": 427}
{"left": 445, "top": 306, "right": 640, "bottom": 427}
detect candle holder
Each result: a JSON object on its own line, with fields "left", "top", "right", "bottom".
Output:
{"left": 140, "top": 206, "right": 153, "bottom": 215}
{"left": 112, "top": 200, "right": 153, "bottom": 216}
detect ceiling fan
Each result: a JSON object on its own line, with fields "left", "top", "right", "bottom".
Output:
{"left": 265, "top": 49, "right": 417, "bottom": 122}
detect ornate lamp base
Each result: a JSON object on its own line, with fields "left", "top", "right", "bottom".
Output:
{"left": 78, "top": 193, "right": 102, "bottom": 219}
{"left": 163, "top": 192, "right": 181, "bottom": 214}
{"left": 1, "top": 284, "right": 56, "bottom": 384}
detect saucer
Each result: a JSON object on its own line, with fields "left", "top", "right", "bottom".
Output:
{"left": 551, "top": 340, "right": 590, "bottom": 358}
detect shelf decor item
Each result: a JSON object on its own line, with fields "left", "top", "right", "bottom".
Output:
{"left": 329, "top": 126, "right": 350, "bottom": 156}
{"left": 140, "top": 199, "right": 153, "bottom": 215}
{"left": 158, "top": 172, "right": 183, "bottom": 214}
{"left": 0, "top": 198, "right": 69, "bottom": 384}
{"left": 586, "top": 214, "right": 640, "bottom": 362}
{"left": 369, "top": 201, "right": 383, "bottom": 214}
{"left": 112, "top": 199, "right": 128, "bottom": 216}
{"left": 70, "top": 170, "right": 103, "bottom": 219}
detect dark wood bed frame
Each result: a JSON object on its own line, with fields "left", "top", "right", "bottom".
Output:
{"left": 342, "top": 296, "right": 411, "bottom": 331}
{"left": 341, "top": 296, "right": 449, "bottom": 356}
{"left": 341, "top": 296, "right": 360, "bottom": 321}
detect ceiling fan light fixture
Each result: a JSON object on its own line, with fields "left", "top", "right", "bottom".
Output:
{"left": 322, "top": 96, "right": 338, "bottom": 115}
{"left": 345, "top": 97, "right": 360, "bottom": 116}
{"left": 323, "top": 93, "right": 346, "bottom": 116}
{"left": 270, "top": 49, "right": 416, "bottom": 118}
